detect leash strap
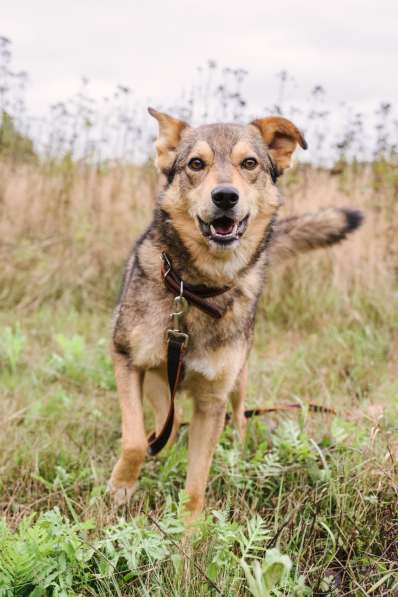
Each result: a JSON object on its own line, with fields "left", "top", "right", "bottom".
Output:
{"left": 148, "top": 253, "right": 228, "bottom": 455}
{"left": 147, "top": 336, "right": 186, "bottom": 455}
{"left": 147, "top": 252, "right": 336, "bottom": 456}
{"left": 227, "top": 403, "right": 336, "bottom": 422}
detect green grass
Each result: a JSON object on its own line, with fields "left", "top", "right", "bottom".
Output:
{"left": 1, "top": 260, "right": 398, "bottom": 596}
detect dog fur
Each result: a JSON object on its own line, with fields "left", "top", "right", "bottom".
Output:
{"left": 109, "top": 109, "right": 363, "bottom": 519}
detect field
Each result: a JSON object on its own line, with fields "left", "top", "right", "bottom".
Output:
{"left": 1, "top": 151, "right": 398, "bottom": 596}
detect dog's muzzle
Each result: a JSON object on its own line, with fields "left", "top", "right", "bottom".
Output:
{"left": 198, "top": 185, "right": 249, "bottom": 246}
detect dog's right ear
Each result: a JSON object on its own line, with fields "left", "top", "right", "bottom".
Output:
{"left": 148, "top": 107, "right": 189, "bottom": 177}
{"left": 251, "top": 116, "right": 307, "bottom": 175}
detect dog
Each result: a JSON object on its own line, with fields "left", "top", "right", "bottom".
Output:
{"left": 109, "top": 108, "right": 363, "bottom": 520}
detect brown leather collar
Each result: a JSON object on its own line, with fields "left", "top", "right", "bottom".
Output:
{"left": 161, "top": 252, "right": 231, "bottom": 319}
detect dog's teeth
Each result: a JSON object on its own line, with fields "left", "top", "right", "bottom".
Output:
{"left": 238, "top": 217, "right": 248, "bottom": 233}
{"left": 233, "top": 224, "right": 238, "bottom": 235}
{"left": 210, "top": 224, "right": 216, "bottom": 235}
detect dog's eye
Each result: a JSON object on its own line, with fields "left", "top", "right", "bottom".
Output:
{"left": 241, "top": 157, "right": 258, "bottom": 170}
{"left": 188, "top": 158, "right": 206, "bottom": 171}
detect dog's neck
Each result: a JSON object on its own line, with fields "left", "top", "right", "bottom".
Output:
{"left": 154, "top": 208, "right": 275, "bottom": 287}
{"left": 155, "top": 208, "right": 209, "bottom": 285}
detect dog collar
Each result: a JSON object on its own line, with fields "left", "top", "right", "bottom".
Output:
{"left": 160, "top": 252, "right": 231, "bottom": 319}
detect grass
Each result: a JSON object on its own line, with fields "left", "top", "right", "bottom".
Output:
{"left": 1, "top": 161, "right": 398, "bottom": 595}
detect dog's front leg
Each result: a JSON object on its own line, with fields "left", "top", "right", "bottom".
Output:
{"left": 230, "top": 361, "right": 248, "bottom": 442}
{"left": 184, "top": 391, "right": 228, "bottom": 521}
{"left": 109, "top": 350, "right": 147, "bottom": 506}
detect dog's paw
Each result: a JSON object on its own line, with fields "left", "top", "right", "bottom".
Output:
{"left": 108, "top": 480, "right": 138, "bottom": 506}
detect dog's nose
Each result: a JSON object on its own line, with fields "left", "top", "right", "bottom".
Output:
{"left": 211, "top": 185, "right": 239, "bottom": 210}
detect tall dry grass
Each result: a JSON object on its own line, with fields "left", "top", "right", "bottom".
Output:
{"left": 0, "top": 160, "right": 156, "bottom": 309}
{"left": 1, "top": 157, "right": 397, "bottom": 315}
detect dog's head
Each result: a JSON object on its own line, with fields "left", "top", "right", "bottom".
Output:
{"left": 149, "top": 108, "right": 307, "bottom": 275}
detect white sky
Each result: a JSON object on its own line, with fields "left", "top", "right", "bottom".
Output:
{"left": 2, "top": 0, "right": 398, "bottom": 127}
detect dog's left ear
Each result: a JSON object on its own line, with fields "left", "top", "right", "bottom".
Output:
{"left": 148, "top": 107, "right": 190, "bottom": 178}
{"left": 251, "top": 116, "right": 307, "bottom": 174}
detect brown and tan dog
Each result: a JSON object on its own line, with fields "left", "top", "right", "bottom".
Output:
{"left": 109, "top": 109, "right": 362, "bottom": 520}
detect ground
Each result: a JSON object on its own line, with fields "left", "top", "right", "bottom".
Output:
{"left": 1, "top": 162, "right": 397, "bottom": 595}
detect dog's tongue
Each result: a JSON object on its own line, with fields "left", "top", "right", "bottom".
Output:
{"left": 213, "top": 217, "right": 235, "bottom": 235}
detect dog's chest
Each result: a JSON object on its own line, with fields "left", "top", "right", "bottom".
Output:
{"left": 121, "top": 283, "right": 257, "bottom": 378}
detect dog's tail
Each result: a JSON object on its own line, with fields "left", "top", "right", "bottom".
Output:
{"left": 271, "top": 208, "right": 363, "bottom": 263}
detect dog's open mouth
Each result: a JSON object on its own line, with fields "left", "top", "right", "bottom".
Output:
{"left": 198, "top": 215, "right": 249, "bottom": 245}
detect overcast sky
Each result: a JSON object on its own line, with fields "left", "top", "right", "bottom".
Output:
{"left": 2, "top": 0, "right": 398, "bottom": 121}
